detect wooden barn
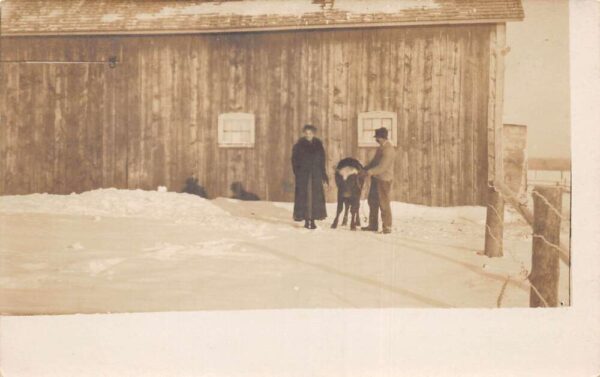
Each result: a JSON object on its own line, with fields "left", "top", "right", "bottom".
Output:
{"left": 0, "top": 0, "right": 523, "bottom": 206}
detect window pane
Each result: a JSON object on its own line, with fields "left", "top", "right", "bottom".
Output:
{"left": 224, "top": 120, "right": 235, "bottom": 132}
{"left": 358, "top": 112, "right": 396, "bottom": 146}
{"left": 222, "top": 130, "right": 231, "bottom": 143}
{"left": 219, "top": 114, "right": 255, "bottom": 146}
{"left": 232, "top": 131, "right": 242, "bottom": 144}
{"left": 234, "top": 120, "right": 244, "bottom": 132}
{"left": 241, "top": 131, "right": 249, "bottom": 143}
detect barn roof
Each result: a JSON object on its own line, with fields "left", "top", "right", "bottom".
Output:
{"left": 0, "top": 0, "right": 524, "bottom": 36}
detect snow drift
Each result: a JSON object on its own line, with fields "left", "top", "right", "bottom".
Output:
{"left": 0, "top": 188, "right": 522, "bottom": 225}
{"left": 0, "top": 188, "right": 228, "bottom": 221}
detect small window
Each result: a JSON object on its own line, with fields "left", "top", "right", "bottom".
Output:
{"left": 357, "top": 111, "right": 397, "bottom": 147}
{"left": 218, "top": 113, "right": 255, "bottom": 148}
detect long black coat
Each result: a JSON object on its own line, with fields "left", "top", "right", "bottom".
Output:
{"left": 291, "top": 137, "right": 328, "bottom": 221}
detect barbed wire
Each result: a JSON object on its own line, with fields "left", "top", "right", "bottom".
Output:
{"left": 532, "top": 234, "right": 569, "bottom": 262}
{"left": 496, "top": 275, "right": 511, "bottom": 308}
{"left": 528, "top": 277, "right": 550, "bottom": 307}
{"left": 487, "top": 202, "right": 504, "bottom": 222}
{"left": 530, "top": 189, "right": 570, "bottom": 222}
{"left": 487, "top": 181, "right": 570, "bottom": 266}
{"left": 487, "top": 181, "right": 568, "bottom": 307}
{"left": 485, "top": 199, "right": 546, "bottom": 308}
{"left": 485, "top": 223, "right": 501, "bottom": 244}
{"left": 495, "top": 266, "right": 549, "bottom": 308}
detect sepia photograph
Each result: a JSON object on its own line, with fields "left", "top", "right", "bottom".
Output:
{"left": 0, "top": 0, "right": 573, "bottom": 315}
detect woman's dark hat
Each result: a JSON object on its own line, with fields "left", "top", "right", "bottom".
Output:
{"left": 374, "top": 127, "right": 388, "bottom": 139}
{"left": 303, "top": 124, "right": 317, "bottom": 132}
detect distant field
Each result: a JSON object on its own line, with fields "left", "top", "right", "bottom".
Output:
{"left": 524, "top": 157, "right": 571, "bottom": 238}
{"left": 527, "top": 157, "right": 571, "bottom": 191}
{"left": 528, "top": 158, "right": 571, "bottom": 171}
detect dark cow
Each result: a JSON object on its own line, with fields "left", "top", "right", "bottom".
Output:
{"left": 331, "top": 157, "right": 365, "bottom": 230}
{"left": 182, "top": 177, "right": 208, "bottom": 198}
{"left": 230, "top": 181, "right": 260, "bottom": 201}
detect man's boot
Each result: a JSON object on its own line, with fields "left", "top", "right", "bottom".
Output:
{"left": 362, "top": 225, "right": 378, "bottom": 231}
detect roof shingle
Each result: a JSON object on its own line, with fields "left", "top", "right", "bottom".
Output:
{"left": 0, "top": 0, "right": 524, "bottom": 36}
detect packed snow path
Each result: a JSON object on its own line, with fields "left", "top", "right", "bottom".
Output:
{"left": 0, "top": 189, "right": 569, "bottom": 314}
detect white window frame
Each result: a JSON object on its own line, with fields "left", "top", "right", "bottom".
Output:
{"left": 217, "top": 112, "right": 256, "bottom": 148}
{"left": 357, "top": 111, "right": 397, "bottom": 147}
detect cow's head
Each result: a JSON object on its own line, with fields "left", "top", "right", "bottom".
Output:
{"left": 337, "top": 166, "right": 359, "bottom": 181}
{"left": 335, "top": 166, "right": 365, "bottom": 198}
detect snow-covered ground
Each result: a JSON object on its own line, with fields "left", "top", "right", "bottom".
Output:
{"left": 0, "top": 189, "right": 570, "bottom": 314}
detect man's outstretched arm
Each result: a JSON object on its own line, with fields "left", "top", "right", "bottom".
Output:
{"left": 367, "top": 147, "right": 393, "bottom": 176}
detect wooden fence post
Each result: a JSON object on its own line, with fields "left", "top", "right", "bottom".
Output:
{"left": 484, "top": 183, "right": 504, "bottom": 257}
{"left": 530, "top": 186, "right": 562, "bottom": 307}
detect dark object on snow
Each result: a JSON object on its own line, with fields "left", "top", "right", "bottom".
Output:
{"left": 230, "top": 182, "right": 260, "bottom": 201}
{"left": 331, "top": 157, "right": 365, "bottom": 231}
{"left": 291, "top": 137, "right": 328, "bottom": 222}
{"left": 182, "top": 177, "right": 208, "bottom": 198}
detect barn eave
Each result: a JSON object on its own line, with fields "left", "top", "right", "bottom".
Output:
{"left": 0, "top": 17, "right": 524, "bottom": 37}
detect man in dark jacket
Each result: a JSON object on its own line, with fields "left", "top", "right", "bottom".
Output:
{"left": 361, "top": 127, "right": 395, "bottom": 234}
{"left": 291, "top": 125, "right": 329, "bottom": 229}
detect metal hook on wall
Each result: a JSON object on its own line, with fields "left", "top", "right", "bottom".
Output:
{"left": 108, "top": 56, "right": 118, "bottom": 68}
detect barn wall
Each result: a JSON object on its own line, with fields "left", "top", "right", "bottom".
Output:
{"left": 0, "top": 25, "right": 492, "bottom": 205}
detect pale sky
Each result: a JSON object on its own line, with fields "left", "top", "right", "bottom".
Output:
{"left": 504, "top": 0, "right": 571, "bottom": 159}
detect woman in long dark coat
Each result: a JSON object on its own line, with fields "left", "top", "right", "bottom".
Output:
{"left": 291, "top": 124, "right": 328, "bottom": 229}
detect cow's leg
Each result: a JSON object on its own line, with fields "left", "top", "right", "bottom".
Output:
{"left": 350, "top": 199, "right": 360, "bottom": 230}
{"left": 341, "top": 200, "right": 350, "bottom": 226}
{"left": 331, "top": 198, "right": 344, "bottom": 229}
{"left": 355, "top": 201, "right": 362, "bottom": 228}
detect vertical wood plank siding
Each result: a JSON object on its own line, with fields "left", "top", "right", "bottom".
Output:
{"left": 0, "top": 25, "right": 493, "bottom": 206}
{"left": 487, "top": 23, "right": 506, "bottom": 186}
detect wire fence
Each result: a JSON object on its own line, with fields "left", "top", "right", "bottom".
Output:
{"left": 487, "top": 181, "right": 569, "bottom": 308}
{"left": 527, "top": 169, "right": 571, "bottom": 192}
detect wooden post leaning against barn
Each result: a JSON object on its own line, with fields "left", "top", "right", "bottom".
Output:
{"left": 485, "top": 125, "right": 527, "bottom": 258}
{"left": 484, "top": 183, "right": 504, "bottom": 257}
{"left": 529, "top": 186, "right": 563, "bottom": 307}
{"left": 503, "top": 124, "right": 528, "bottom": 201}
